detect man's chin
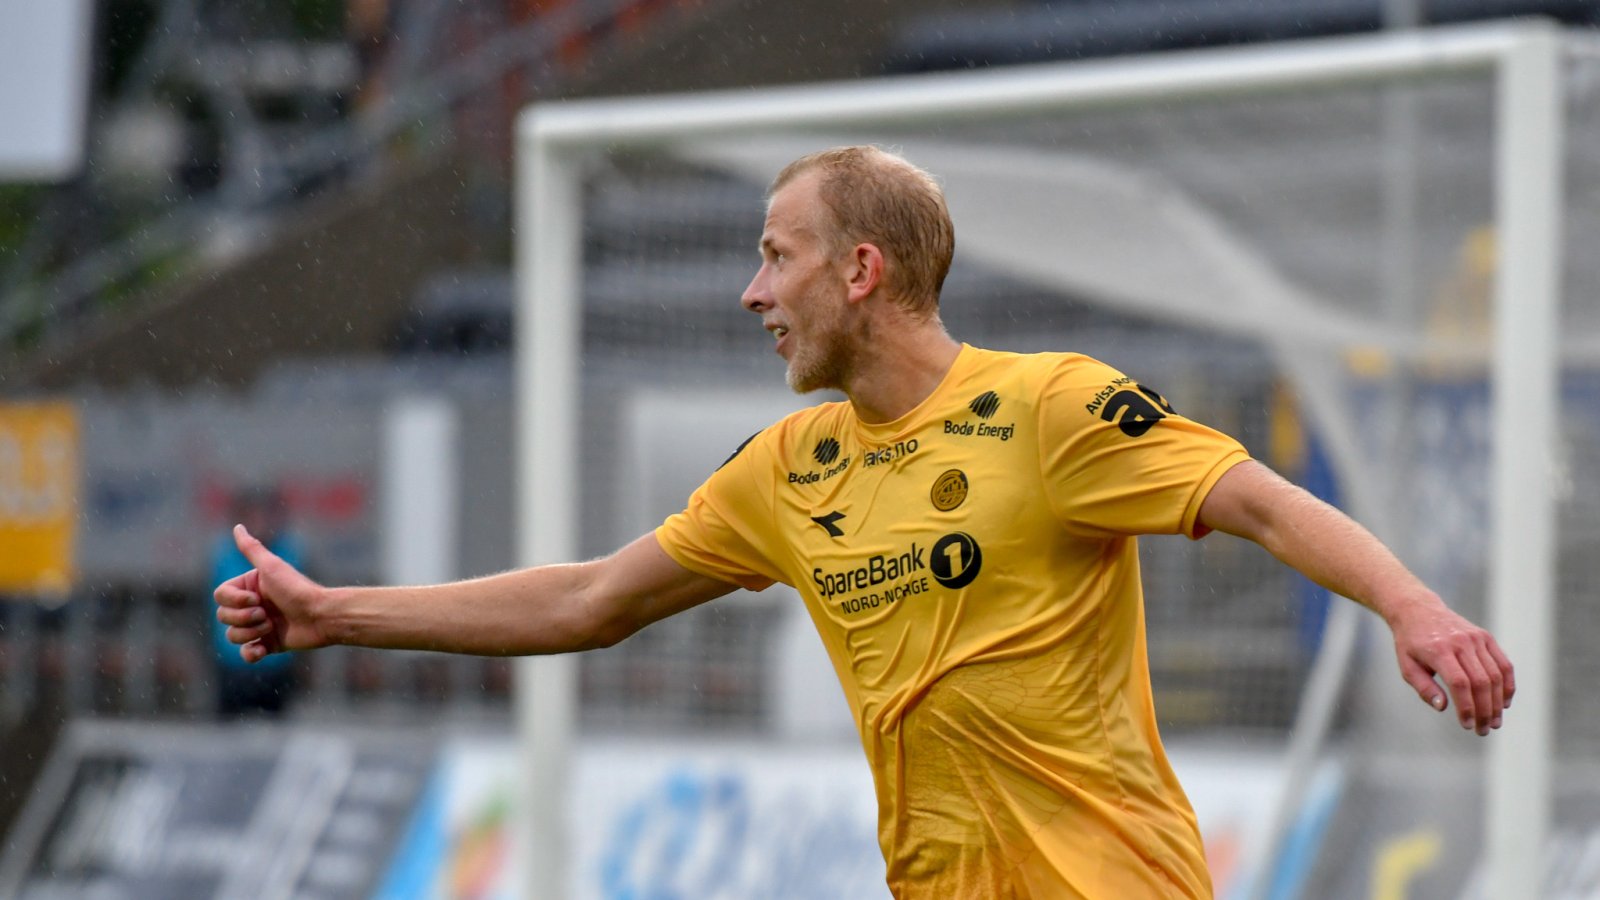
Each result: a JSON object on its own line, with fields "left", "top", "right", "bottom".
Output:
{"left": 785, "top": 366, "right": 830, "bottom": 395}
{"left": 786, "top": 373, "right": 821, "bottom": 394}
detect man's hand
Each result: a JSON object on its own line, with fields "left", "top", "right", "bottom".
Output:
{"left": 213, "top": 524, "right": 330, "bottom": 662}
{"left": 1389, "top": 598, "right": 1515, "bottom": 735}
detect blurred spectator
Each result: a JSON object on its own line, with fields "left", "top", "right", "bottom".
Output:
{"left": 209, "top": 486, "right": 303, "bottom": 718}
{"left": 346, "top": 0, "right": 396, "bottom": 114}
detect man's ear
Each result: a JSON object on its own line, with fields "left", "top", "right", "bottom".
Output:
{"left": 845, "top": 243, "right": 885, "bottom": 303}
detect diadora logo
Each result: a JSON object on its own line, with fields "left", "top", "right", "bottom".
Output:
{"left": 1085, "top": 380, "right": 1175, "bottom": 438}
{"left": 811, "top": 510, "right": 846, "bottom": 538}
{"left": 969, "top": 391, "right": 1001, "bottom": 419}
{"left": 788, "top": 437, "right": 850, "bottom": 485}
{"left": 944, "top": 390, "right": 1015, "bottom": 442}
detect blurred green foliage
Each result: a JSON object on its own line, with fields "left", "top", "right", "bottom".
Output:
{"left": 289, "top": 0, "right": 347, "bottom": 40}
{"left": 0, "top": 185, "right": 43, "bottom": 258}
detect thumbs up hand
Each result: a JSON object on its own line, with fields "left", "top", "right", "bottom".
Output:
{"left": 212, "top": 524, "right": 332, "bottom": 662}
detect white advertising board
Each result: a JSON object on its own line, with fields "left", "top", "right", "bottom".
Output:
{"left": 378, "top": 736, "right": 884, "bottom": 900}
{"left": 570, "top": 739, "right": 887, "bottom": 900}
{"left": 381, "top": 736, "right": 1339, "bottom": 900}
{"left": 0, "top": 1, "right": 94, "bottom": 180}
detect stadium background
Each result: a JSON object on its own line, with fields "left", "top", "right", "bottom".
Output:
{"left": 1, "top": 2, "right": 1598, "bottom": 898}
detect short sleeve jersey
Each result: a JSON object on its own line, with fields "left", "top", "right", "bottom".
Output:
{"left": 656, "top": 345, "right": 1249, "bottom": 899}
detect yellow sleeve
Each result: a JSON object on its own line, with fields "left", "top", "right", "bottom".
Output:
{"left": 1039, "top": 356, "right": 1250, "bottom": 539}
{"left": 654, "top": 431, "right": 785, "bottom": 591}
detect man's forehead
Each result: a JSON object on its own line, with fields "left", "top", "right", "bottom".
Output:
{"left": 770, "top": 168, "right": 824, "bottom": 210}
{"left": 762, "top": 173, "right": 821, "bottom": 237}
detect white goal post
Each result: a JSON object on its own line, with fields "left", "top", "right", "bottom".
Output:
{"left": 514, "top": 21, "right": 1588, "bottom": 900}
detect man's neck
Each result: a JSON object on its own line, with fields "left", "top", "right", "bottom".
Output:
{"left": 843, "top": 322, "right": 963, "bottom": 425}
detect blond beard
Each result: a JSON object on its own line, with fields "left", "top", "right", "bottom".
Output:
{"left": 786, "top": 348, "right": 846, "bottom": 394}
{"left": 785, "top": 316, "right": 866, "bottom": 394}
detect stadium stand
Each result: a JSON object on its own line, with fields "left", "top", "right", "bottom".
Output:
{"left": 0, "top": 0, "right": 1012, "bottom": 845}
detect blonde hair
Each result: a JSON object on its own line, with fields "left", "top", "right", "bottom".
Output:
{"left": 769, "top": 146, "right": 955, "bottom": 314}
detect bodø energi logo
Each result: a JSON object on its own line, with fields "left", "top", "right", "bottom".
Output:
{"left": 945, "top": 391, "right": 1014, "bottom": 442}
{"left": 969, "top": 391, "right": 1001, "bottom": 419}
{"left": 790, "top": 437, "right": 850, "bottom": 485}
{"left": 930, "top": 532, "right": 982, "bottom": 589}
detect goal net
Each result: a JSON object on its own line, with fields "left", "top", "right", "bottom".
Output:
{"left": 515, "top": 22, "right": 1600, "bottom": 900}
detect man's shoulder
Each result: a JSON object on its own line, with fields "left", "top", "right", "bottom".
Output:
{"left": 718, "top": 400, "right": 849, "bottom": 469}
{"left": 966, "top": 343, "right": 1104, "bottom": 365}
{"left": 960, "top": 345, "right": 1118, "bottom": 389}
{"left": 952, "top": 347, "right": 1146, "bottom": 437}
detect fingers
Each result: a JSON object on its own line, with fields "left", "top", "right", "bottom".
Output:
{"left": 227, "top": 621, "right": 275, "bottom": 645}
{"left": 1454, "top": 647, "right": 1494, "bottom": 735}
{"left": 218, "top": 600, "right": 276, "bottom": 652}
{"left": 1421, "top": 640, "right": 1508, "bottom": 736}
{"left": 1425, "top": 648, "right": 1488, "bottom": 734}
{"left": 1454, "top": 632, "right": 1510, "bottom": 734}
{"left": 1475, "top": 641, "right": 1507, "bottom": 730}
{"left": 214, "top": 581, "right": 260, "bottom": 609}
{"left": 241, "top": 639, "right": 275, "bottom": 664}
{"left": 216, "top": 603, "right": 267, "bottom": 629}
{"left": 1486, "top": 637, "right": 1516, "bottom": 709}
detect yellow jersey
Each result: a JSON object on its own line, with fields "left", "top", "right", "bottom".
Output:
{"left": 656, "top": 344, "right": 1250, "bottom": 899}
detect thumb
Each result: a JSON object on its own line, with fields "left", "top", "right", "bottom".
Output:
{"left": 233, "top": 523, "right": 280, "bottom": 569}
{"left": 1398, "top": 651, "right": 1448, "bottom": 712}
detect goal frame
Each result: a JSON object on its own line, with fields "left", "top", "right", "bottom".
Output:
{"left": 514, "top": 20, "right": 1582, "bottom": 899}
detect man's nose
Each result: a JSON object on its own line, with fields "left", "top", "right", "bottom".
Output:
{"left": 741, "top": 266, "right": 770, "bottom": 313}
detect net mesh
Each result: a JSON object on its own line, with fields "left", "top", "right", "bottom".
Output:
{"left": 554, "top": 64, "right": 1600, "bottom": 769}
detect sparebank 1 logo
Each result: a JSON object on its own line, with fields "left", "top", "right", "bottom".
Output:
{"left": 930, "top": 532, "right": 982, "bottom": 589}
{"left": 816, "top": 531, "right": 986, "bottom": 616}
{"left": 1086, "top": 379, "right": 1176, "bottom": 437}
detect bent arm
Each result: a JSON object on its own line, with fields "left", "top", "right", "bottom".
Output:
{"left": 1197, "top": 460, "right": 1514, "bottom": 734}
{"left": 217, "top": 528, "right": 738, "bottom": 659}
{"left": 1197, "top": 460, "right": 1429, "bottom": 623}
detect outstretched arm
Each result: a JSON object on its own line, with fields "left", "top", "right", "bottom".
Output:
{"left": 1197, "top": 460, "right": 1514, "bottom": 736}
{"left": 213, "top": 525, "right": 739, "bottom": 662}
